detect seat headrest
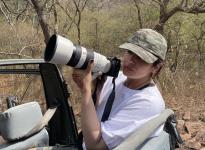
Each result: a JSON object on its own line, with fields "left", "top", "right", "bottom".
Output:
{"left": 0, "top": 102, "right": 43, "bottom": 141}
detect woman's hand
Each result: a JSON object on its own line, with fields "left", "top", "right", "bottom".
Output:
{"left": 72, "top": 61, "right": 94, "bottom": 94}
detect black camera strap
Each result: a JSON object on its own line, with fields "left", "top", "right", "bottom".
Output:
{"left": 101, "top": 77, "right": 116, "bottom": 122}
{"left": 92, "top": 76, "right": 117, "bottom": 122}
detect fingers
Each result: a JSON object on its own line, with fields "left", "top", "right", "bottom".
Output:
{"left": 86, "top": 59, "right": 94, "bottom": 73}
{"left": 72, "top": 68, "right": 81, "bottom": 75}
{"left": 72, "top": 59, "right": 94, "bottom": 81}
{"left": 72, "top": 68, "right": 82, "bottom": 82}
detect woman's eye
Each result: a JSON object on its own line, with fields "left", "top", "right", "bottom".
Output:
{"left": 127, "top": 50, "right": 133, "bottom": 54}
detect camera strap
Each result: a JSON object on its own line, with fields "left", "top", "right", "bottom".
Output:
{"left": 101, "top": 77, "right": 116, "bottom": 122}
{"left": 92, "top": 77, "right": 116, "bottom": 122}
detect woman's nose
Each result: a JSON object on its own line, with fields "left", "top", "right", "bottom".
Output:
{"left": 128, "top": 55, "right": 138, "bottom": 63}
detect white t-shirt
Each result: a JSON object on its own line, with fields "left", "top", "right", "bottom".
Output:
{"left": 83, "top": 71, "right": 165, "bottom": 149}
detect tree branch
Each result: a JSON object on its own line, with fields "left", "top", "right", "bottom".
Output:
{"left": 56, "top": 0, "right": 78, "bottom": 24}
{"left": 0, "top": 0, "right": 29, "bottom": 15}
{"left": 81, "top": 0, "right": 89, "bottom": 12}
{"left": 152, "top": 0, "right": 161, "bottom": 5}
{"left": 0, "top": 2, "right": 13, "bottom": 25}
{"left": 133, "top": 0, "right": 143, "bottom": 28}
{"left": 0, "top": 52, "right": 32, "bottom": 58}
{"left": 52, "top": 0, "right": 58, "bottom": 34}
{"left": 30, "top": 0, "right": 50, "bottom": 44}
{"left": 154, "top": 0, "right": 205, "bottom": 33}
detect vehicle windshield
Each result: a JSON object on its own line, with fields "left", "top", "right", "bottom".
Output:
{"left": 0, "top": 64, "right": 46, "bottom": 112}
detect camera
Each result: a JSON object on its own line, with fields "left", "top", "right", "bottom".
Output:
{"left": 44, "top": 34, "right": 121, "bottom": 77}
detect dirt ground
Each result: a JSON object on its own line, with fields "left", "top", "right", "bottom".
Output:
{"left": 0, "top": 66, "right": 204, "bottom": 149}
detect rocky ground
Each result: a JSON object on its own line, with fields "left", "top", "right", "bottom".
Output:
{"left": 176, "top": 111, "right": 205, "bottom": 150}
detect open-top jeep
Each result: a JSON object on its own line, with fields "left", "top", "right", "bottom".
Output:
{"left": 0, "top": 59, "right": 182, "bottom": 150}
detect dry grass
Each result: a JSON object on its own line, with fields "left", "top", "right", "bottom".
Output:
{"left": 0, "top": 22, "right": 204, "bottom": 133}
{"left": 0, "top": 74, "right": 46, "bottom": 112}
{"left": 159, "top": 64, "right": 205, "bottom": 121}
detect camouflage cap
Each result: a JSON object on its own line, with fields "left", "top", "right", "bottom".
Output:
{"left": 119, "top": 28, "right": 167, "bottom": 63}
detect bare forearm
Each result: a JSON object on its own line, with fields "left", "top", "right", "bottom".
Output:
{"left": 72, "top": 62, "right": 107, "bottom": 149}
{"left": 81, "top": 89, "right": 107, "bottom": 149}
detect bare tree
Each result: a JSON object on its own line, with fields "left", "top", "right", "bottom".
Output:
{"left": 153, "top": 0, "right": 205, "bottom": 33}
{"left": 0, "top": 0, "right": 43, "bottom": 58}
{"left": 30, "top": 0, "right": 51, "bottom": 44}
{"left": 0, "top": 0, "right": 29, "bottom": 25}
{"left": 133, "top": 0, "right": 143, "bottom": 28}
{"left": 56, "top": 0, "right": 88, "bottom": 44}
{"left": 73, "top": 0, "right": 88, "bottom": 44}
{"left": 52, "top": 0, "right": 58, "bottom": 34}
{"left": 192, "top": 21, "right": 205, "bottom": 66}
{"left": 170, "top": 21, "right": 182, "bottom": 73}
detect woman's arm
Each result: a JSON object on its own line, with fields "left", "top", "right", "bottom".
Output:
{"left": 72, "top": 61, "right": 108, "bottom": 150}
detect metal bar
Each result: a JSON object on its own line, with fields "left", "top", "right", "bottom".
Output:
{"left": 114, "top": 109, "right": 174, "bottom": 150}
{"left": 0, "top": 69, "right": 40, "bottom": 74}
{"left": 0, "top": 59, "right": 45, "bottom": 66}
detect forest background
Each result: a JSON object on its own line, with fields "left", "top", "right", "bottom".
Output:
{"left": 0, "top": 0, "right": 205, "bottom": 149}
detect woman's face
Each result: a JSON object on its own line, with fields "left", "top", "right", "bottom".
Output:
{"left": 122, "top": 50, "right": 155, "bottom": 80}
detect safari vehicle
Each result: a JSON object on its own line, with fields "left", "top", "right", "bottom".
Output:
{"left": 0, "top": 59, "right": 183, "bottom": 150}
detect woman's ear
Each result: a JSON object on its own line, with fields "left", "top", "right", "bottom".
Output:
{"left": 151, "top": 61, "right": 164, "bottom": 77}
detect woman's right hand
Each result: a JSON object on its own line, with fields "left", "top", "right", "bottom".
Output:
{"left": 72, "top": 61, "right": 94, "bottom": 94}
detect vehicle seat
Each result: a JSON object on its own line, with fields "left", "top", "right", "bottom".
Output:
{"left": 0, "top": 102, "right": 49, "bottom": 150}
{"left": 139, "top": 131, "right": 170, "bottom": 150}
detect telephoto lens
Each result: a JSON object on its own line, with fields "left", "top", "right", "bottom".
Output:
{"left": 44, "top": 34, "right": 120, "bottom": 77}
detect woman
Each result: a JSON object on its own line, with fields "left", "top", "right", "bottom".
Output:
{"left": 72, "top": 28, "right": 167, "bottom": 149}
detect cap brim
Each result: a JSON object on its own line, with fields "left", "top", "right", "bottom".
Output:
{"left": 119, "top": 43, "right": 158, "bottom": 63}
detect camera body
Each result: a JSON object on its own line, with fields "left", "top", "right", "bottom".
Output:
{"left": 44, "top": 34, "right": 121, "bottom": 77}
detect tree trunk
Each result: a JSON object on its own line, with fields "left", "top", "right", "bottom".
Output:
{"left": 30, "top": 0, "right": 50, "bottom": 44}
